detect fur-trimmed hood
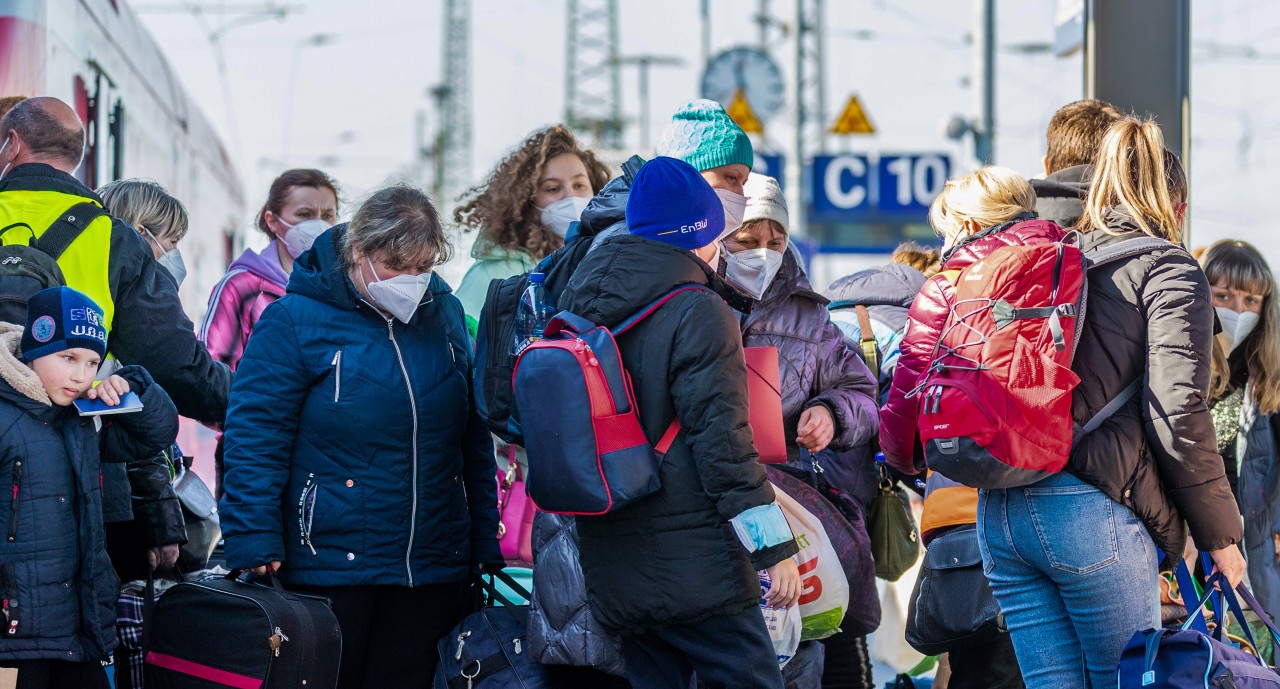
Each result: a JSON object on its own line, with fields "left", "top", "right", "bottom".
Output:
{"left": 0, "top": 323, "right": 52, "bottom": 410}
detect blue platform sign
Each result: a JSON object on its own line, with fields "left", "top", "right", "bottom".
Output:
{"left": 754, "top": 152, "right": 785, "bottom": 190}
{"left": 810, "top": 153, "right": 950, "bottom": 221}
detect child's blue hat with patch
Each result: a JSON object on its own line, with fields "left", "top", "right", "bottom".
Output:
{"left": 21, "top": 287, "right": 108, "bottom": 363}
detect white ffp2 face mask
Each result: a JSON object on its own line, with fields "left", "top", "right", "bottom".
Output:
{"left": 715, "top": 188, "right": 748, "bottom": 240}
{"left": 143, "top": 227, "right": 187, "bottom": 288}
{"left": 538, "top": 196, "right": 592, "bottom": 239}
{"left": 363, "top": 257, "right": 432, "bottom": 324}
{"left": 724, "top": 247, "right": 785, "bottom": 300}
{"left": 279, "top": 218, "right": 332, "bottom": 258}
{"left": 1217, "top": 306, "right": 1261, "bottom": 354}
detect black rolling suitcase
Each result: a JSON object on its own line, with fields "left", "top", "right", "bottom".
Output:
{"left": 143, "top": 572, "right": 342, "bottom": 689}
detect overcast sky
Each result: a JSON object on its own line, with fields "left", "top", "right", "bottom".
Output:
{"left": 135, "top": 0, "right": 1278, "bottom": 284}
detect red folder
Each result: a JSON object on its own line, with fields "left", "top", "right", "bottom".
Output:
{"left": 744, "top": 346, "right": 787, "bottom": 464}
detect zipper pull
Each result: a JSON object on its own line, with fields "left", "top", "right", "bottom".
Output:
{"left": 514, "top": 638, "right": 522, "bottom": 654}
{"left": 454, "top": 630, "right": 471, "bottom": 661}
{"left": 269, "top": 627, "right": 289, "bottom": 657}
{"left": 304, "top": 536, "right": 316, "bottom": 556}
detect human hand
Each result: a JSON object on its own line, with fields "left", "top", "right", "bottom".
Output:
{"left": 86, "top": 375, "right": 130, "bottom": 405}
{"left": 1209, "top": 545, "right": 1247, "bottom": 589}
{"left": 1273, "top": 533, "right": 1280, "bottom": 565}
{"left": 764, "top": 559, "right": 802, "bottom": 610}
{"left": 251, "top": 561, "right": 282, "bottom": 577}
{"left": 148, "top": 544, "right": 180, "bottom": 570}
{"left": 796, "top": 406, "right": 835, "bottom": 452}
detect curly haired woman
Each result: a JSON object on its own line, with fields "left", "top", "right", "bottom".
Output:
{"left": 453, "top": 125, "right": 610, "bottom": 327}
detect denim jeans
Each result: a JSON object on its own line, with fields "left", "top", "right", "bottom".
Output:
{"left": 976, "top": 472, "right": 1160, "bottom": 689}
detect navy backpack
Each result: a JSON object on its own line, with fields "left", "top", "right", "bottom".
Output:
{"left": 512, "top": 285, "right": 710, "bottom": 515}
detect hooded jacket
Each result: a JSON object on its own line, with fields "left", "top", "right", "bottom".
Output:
{"left": 200, "top": 242, "right": 291, "bottom": 372}
{"left": 825, "top": 263, "right": 928, "bottom": 404}
{"left": 0, "top": 324, "right": 176, "bottom": 662}
{"left": 455, "top": 241, "right": 536, "bottom": 322}
{"left": 1030, "top": 164, "right": 1091, "bottom": 228}
{"left": 220, "top": 225, "right": 501, "bottom": 586}
{"left": 1068, "top": 214, "right": 1242, "bottom": 558}
{"left": 557, "top": 234, "right": 796, "bottom": 633}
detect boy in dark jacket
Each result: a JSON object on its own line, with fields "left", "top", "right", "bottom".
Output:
{"left": 558, "top": 157, "right": 800, "bottom": 689}
{"left": 0, "top": 287, "right": 178, "bottom": 689}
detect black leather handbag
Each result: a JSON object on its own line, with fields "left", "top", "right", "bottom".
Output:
{"left": 905, "top": 524, "right": 1006, "bottom": 655}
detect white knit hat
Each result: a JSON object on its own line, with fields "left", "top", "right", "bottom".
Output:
{"left": 742, "top": 174, "right": 789, "bottom": 235}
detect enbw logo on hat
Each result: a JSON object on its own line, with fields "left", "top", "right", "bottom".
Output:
{"left": 31, "top": 316, "right": 55, "bottom": 343}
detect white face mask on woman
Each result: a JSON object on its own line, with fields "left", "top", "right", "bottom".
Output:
{"left": 1216, "top": 306, "right": 1261, "bottom": 354}
{"left": 142, "top": 227, "right": 187, "bottom": 288}
{"left": 724, "top": 247, "right": 785, "bottom": 300}
{"left": 537, "top": 196, "right": 592, "bottom": 238}
{"left": 715, "top": 188, "right": 748, "bottom": 240}
{"left": 277, "top": 218, "right": 332, "bottom": 259}
{"left": 362, "top": 257, "right": 432, "bottom": 324}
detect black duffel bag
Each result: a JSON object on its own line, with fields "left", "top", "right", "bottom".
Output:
{"left": 905, "top": 524, "right": 1007, "bottom": 655}
{"left": 144, "top": 571, "right": 342, "bottom": 689}
{"left": 435, "top": 570, "right": 548, "bottom": 689}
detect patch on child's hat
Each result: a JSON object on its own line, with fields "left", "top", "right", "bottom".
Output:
{"left": 31, "top": 316, "right": 56, "bottom": 343}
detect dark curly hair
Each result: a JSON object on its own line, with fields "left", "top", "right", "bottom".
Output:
{"left": 453, "top": 125, "right": 610, "bottom": 261}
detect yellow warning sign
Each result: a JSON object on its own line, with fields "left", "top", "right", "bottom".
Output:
{"left": 726, "top": 88, "right": 764, "bottom": 135}
{"left": 830, "top": 94, "right": 876, "bottom": 135}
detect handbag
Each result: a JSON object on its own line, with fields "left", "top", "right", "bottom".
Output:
{"left": 745, "top": 346, "right": 787, "bottom": 463}
{"left": 905, "top": 525, "right": 1005, "bottom": 655}
{"left": 1117, "top": 566, "right": 1280, "bottom": 689}
{"left": 166, "top": 450, "right": 221, "bottom": 573}
{"left": 434, "top": 570, "right": 549, "bottom": 689}
{"left": 867, "top": 460, "right": 920, "bottom": 582}
{"left": 495, "top": 446, "right": 535, "bottom": 567}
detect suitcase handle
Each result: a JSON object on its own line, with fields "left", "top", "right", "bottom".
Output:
{"left": 226, "top": 569, "right": 288, "bottom": 594}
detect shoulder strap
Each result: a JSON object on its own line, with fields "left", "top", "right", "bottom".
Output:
{"left": 1085, "top": 236, "right": 1174, "bottom": 270}
{"left": 612, "top": 284, "right": 716, "bottom": 336}
{"left": 37, "top": 202, "right": 106, "bottom": 260}
{"left": 1072, "top": 377, "right": 1143, "bottom": 445}
{"left": 853, "top": 305, "right": 880, "bottom": 377}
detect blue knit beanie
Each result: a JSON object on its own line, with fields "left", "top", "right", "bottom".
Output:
{"left": 21, "top": 287, "right": 108, "bottom": 363}
{"left": 626, "top": 157, "right": 725, "bottom": 251}
{"left": 656, "top": 99, "right": 754, "bottom": 172}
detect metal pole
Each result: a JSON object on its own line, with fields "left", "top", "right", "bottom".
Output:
{"left": 638, "top": 59, "right": 651, "bottom": 151}
{"left": 814, "top": 0, "right": 826, "bottom": 154}
{"left": 792, "top": 0, "right": 806, "bottom": 237}
{"left": 701, "top": 0, "right": 711, "bottom": 68}
{"left": 974, "top": 0, "right": 995, "bottom": 164}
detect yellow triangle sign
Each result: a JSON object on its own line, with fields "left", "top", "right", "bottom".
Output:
{"left": 831, "top": 94, "right": 876, "bottom": 135}
{"left": 726, "top": 88, "right": 764, "bottom": 135}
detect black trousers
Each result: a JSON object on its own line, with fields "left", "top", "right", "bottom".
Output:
{"left": 620, "top": 606, "right": 784, "bottom": 689}
{"left": 4, "top": 659, "right": 110, "bottom": 689}
{"left": 948, "top": 632, "right": 1025, "bottom": 689}
{"left": 293, "top": 582, "right": 466, "bottom": 689}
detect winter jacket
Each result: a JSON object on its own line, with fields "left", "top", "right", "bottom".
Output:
{"left": 220, "top": 225, "right": 501, "bottom": 587}
{"left": 1069, "top": 214, "right": 1242, "bottom": 558}
{"left": 200, "top": 242, "right": 290, "bottom": 372}
{"left": 825, "top": 263, "right": 928, "bottom": 404}
{"left": 0, "top": 324, "right": 177, "bottom": 663}
{"left": 557, "top": 234, "right": 797, "bottom": 633}
{"left": 455, "top": 242, "right": 536, "bottom": 324}
{"left": 584, "top": 157, "right": 640, "bottom": 253}
{"left": 1029, "top": 164, "right": 1090, "bottom": 228}
{"left": 0, "top": 164, "right": 231, "bottom": 424}
{"left": 1224, "top": 371, "right": 1280, "bottom": 617}
{"left": 527, "top": 512, "right": 626, "bottom": 676}
{"left": 880, "top": 219, "right": 1066, "bottom": 541}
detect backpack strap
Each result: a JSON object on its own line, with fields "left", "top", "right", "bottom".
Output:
{"left": 37, "top": 202, "right": 106, "bottom": 260}
{"left": 1085, "top": 236, "right": 1174, "bottom": 271}
{"left": 853, "top": 305, "right": 880, "bottom": 378}
{"left": 611, "top": 284, "right": 716, "bottom": 336}
{"left": 655, "top": 419, "right": 681, "bottom": 456}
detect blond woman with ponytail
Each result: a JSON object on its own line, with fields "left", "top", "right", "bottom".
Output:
{"left": 975, "top": 118, "right": 1245, "bottom": 689}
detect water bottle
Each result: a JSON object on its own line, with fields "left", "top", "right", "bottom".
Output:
{"left": 513, "top": 272, "right": 556, "bottom": 355}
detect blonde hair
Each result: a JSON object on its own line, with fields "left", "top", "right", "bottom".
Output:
{"left": 890, "top": 241, "right": 942, "bottom": 278}
{"left": 1078, "top": 118, "right": 1182, "bottom": 242}
{"left": 98, "top": 179, "right": 190, "bottom": 241}
{"left": 1201, "top": 240, "right": 1280, "bottom": 414}
{"left": 928, "top": 166, "right": 1036, "bottom": 242}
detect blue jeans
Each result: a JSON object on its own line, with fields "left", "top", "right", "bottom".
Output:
{"left": 977, "top": 472, "right": 1160, "bottom": 689}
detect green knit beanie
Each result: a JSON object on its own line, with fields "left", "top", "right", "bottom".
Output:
{"left": 655, "top": 99, "right": 754, "bottom": 172}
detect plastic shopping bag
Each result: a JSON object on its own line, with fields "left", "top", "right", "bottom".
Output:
{"left": 761, "top": 569, "right": 803, "bottom": 667}
{"left": 773, "top": 481, "right": 851, "bottom": 641}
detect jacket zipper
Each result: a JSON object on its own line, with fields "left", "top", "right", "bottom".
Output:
{"left": 384, "top": 317, "right": 419, "bottom": 587}
{"left": 332, "top": 351, "right": 343, "bottom": 403}
{"left": 298, "top": 474, "right": 317, "bottom": 555}
{"left": 1, "top": 563, "right": 18, "bottom": 635}
{"left": 7, "top": 460, "right": 21, "bottom": 543}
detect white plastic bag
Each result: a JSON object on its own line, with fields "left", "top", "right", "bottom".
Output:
{"left": 760, "top": 569, "right": 803, "bottom": 667}
{"left": 773, "top": 482, "right": 851, "bottom": 641}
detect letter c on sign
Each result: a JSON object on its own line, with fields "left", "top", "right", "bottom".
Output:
{"left": 824, "top": 155, "right": 868, "bottom": 210}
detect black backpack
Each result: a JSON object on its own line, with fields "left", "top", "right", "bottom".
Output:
{"left": 0, "top": 201, "right": 105, "bottom": 323}
{"left": 474, "top": 156, "right": 643, "bottom": 446}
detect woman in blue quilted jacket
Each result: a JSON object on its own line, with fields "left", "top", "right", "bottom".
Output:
{"left": 220, "top": 186, "right": 501, "bottom": 689}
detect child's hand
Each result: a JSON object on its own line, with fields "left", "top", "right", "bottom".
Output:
{"left": 86, "top": 375, "right": 130, "bottom": 406}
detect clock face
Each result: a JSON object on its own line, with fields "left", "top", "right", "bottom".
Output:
{"left": 701, "top": 47, "right": 785, "bottom": 121}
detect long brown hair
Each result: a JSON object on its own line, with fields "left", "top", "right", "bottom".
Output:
{"left": 1201, "top": 240, "right": 1280, "bottom": 414}
{"left": 1078, "top": 118, "right": 1182, "bottom": 242}
{"left": 256, "top": 169, "right": 340, "bottom": 238}
{"left": 453, "top": 125, "right": 610, "bottom": 261}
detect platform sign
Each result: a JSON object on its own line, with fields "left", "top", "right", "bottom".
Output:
{"left": 810, "top": 153, "right": 950, "bottom": 221}
{"left": 753, "top": 152, "right": 785, "bottom": 189}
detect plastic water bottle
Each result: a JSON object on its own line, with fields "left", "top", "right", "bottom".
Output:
{"left": 513, "top": 272, "right": 556, "bottom": 355}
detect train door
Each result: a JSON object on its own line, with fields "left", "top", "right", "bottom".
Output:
{"left": 76, "top": 64, "right": 125, "bottom": 190}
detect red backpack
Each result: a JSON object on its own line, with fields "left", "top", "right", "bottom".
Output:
{"left": 914, "top": 232, "right": 1170, "bottom": 488}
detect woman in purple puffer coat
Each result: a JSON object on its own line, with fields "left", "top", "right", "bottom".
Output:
{"left": 725, "top": 174, "right": 880, "bottom": 689}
